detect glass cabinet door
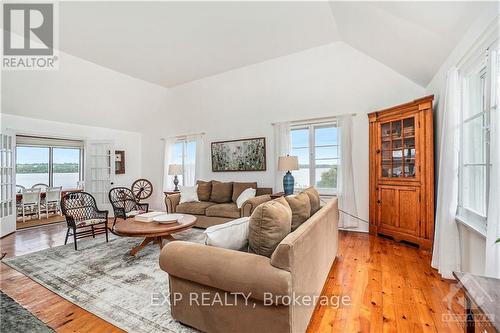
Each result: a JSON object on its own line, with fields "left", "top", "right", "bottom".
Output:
{"left": 380, "top": 117, "right": 416, "bottom": 178}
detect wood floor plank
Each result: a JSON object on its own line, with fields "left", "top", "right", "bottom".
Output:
{"left": 1, "top": 224, "right": 463, "bottom": 333}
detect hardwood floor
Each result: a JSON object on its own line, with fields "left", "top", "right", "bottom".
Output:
{"left": 16, "top": 214, "right": 66, "bottom": 230}
{"left": 0, "top": 225, "right": 464, "bottom": 332}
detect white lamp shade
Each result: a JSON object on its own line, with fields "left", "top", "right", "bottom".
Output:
{"left": 278, "top": 156, "right": 299, "bottom": 171}
{"left": 168, "top": 164, "right": 183, "bottom": 175}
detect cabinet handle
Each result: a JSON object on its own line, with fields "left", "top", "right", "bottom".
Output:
{"left": 376, "top": 149, "right": 381, "bottom": 154}
{"left": 377, "top": 200, "right": 381, "bottom": 204}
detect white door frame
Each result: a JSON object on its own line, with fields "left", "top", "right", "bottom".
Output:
{"left": 0, "top": 130, "right": 16, "bottom": 237}
{"left": 84, "top": 140, "right": 115, "bottom": 213}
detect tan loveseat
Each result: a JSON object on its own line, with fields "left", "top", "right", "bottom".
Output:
{"left": 160, "top": 197, "right": 339, "bottom": 333}
{"left": 165, "top": 181, "right": 273, "bottom": 228}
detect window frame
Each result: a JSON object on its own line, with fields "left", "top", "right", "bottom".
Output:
{"left": 16, "top": 145, "right": 84, "bottom": 188}
{"left": 173, "top": 138, "right": 196, "bottom": 186}
{"left": 457, "top": 38, "right": 498, "bottom": 231}
{"left": 290, "top": 120, "right": 339, "bottom": 195}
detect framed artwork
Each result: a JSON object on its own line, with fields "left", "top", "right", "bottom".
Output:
{"left": 211, "top": 137, "right": 266, "bottom": 172}
{"left": 115, "top": 150, "right": 125, "bottom": 174}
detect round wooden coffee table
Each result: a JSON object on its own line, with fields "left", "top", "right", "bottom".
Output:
{"left": 113, "top": 214, "right": 197, "bottom": 256}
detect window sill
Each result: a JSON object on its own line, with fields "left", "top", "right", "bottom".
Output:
{"left": 455, "top": 215, "right": 487, "bottom": 238}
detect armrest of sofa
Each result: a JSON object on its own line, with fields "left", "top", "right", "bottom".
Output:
{"left": 160, "top": 241, "right": 291, "bottom": 302}
{"left": 241, "top": 194, "right": 272, "bottom": 217}
{"left": 165, "top": 193, "right": 181, "bottom": 213}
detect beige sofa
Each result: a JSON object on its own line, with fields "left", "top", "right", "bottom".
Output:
{"left": 165, "top": 181, "right": 273, "bottom": 228}
{"left": 160, "top": 197, "right": 339, "bottom": 333}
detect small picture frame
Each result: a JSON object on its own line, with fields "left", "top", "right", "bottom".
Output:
{"left": 115, "top": 150, "right": 125, "bottom": 174}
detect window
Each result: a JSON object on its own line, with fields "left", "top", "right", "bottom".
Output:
{"left": 458, "top": 40, "right": 498, "bottom": 228}
{"left": 16, "top": 136, "right": 84, "bottom": 189}
{"left": 290, "top": 122, "right": 339, "bottom": 195}
{"left": 172, "top": 139, "right": 197, "bottom": 186}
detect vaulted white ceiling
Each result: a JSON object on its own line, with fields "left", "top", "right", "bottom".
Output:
{"left": 58, "top": 1, "right": 494, "bottom": 88}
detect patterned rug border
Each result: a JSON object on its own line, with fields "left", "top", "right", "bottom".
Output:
{"left": 3, "top": 233, "right": 202, "bottom": 333}
{"left": 2, "top": 237, "right": 137, "bottom": 332}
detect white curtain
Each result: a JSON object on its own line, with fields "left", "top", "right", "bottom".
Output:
{"left": 337, "top": 115, "right": 358, "bottom": 229}
{"left": 485, "top": 48, "right": 500, "bottom": 278}
{"left": 431, "top": 67, "right": 462, "bottom": 279}
{"left": 274, "top": 121, "right": 291, "bottom": 193}
{"left": 163, "top": 135, "right": 203, "bottom": 190}
{"left": 162, "top": 137, "right": 176, "bottom": 191}
{"left": 183, "top": 135, "right": 204, "bottom": 186}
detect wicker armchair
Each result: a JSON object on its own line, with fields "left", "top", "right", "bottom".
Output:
{"left": 61, "top": 192, "right": 109, "bottom": 250}
{"left": 108, "top": 187, "right": 149, "bottom": 230}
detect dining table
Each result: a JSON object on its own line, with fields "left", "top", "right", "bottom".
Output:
{"left": 16, "top": 188, "right": 83, "bottom": 201}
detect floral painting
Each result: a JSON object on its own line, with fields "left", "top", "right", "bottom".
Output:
{"left": 211, "top": 137, "right": 266, "bottom": 172}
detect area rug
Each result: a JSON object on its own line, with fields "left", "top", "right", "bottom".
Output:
{"left": 3, "top": 230, "right": 206, "bottom": 333}
{"left": 1, "top": 291, "right": 55, "bottom": 333}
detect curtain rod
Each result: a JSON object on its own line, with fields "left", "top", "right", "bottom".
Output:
{"left": 271, "top": 113, "right": 357, "bottom": 126}
{"left": 160, "top": 132, "right": 206, "bottom": 140}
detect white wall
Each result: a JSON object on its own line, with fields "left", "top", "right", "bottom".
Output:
{"left": 1, "top": 49, "right": 172, "bottom": 211}
{"left": 0, "top": 113, "right": 142, "bottom": 199}
{"left": 166, "top": 42, "right": 425, "bottom": 231}
{"left": 426, "top": 7, "right": 499, "bottom": 274}
{"left": 1, "top": 50, "right": 169, "bottom": 133}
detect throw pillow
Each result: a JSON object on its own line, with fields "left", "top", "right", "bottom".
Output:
{"left": 210, "top": 181, "right": 233, "bottom": 203}
{"left": 285, "top": 192, "right": 311, "bottom": 231}
{"left": 204, "top": 217, "right": 250, "bottom": 251}
{"left": 236, "top": 188, "right": 256, "bottom": 209}
{"left": 248, "top": 197, "right": 292, "bottom": 258}
{"left": 179, "top": 185, "right": 199, "bottom": 204}
{"left": 303, "top": 187, "right": 321, "bottom": 215}
{"left": 196, "top": 180, "right": 212, "bottom": 201}
{"left": 232, "top": 182, "right": 257, "bottom": 202}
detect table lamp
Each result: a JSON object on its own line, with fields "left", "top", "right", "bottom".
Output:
{"left": 278, "top": 155, "right": 299, "bottom": 195}
{"left": 168, "top": 164, "right": 183, "bottom": 191}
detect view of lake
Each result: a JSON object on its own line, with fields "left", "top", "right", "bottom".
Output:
{"left": 17, "top": 173, "right": 80, "bottom": 189}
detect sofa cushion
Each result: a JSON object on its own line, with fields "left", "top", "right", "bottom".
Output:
{"left": 196, "top": 180, "right": 212, "bottom": 201}
{"left": 205, "top": 203, "right": 240, "bottom": 219}
{"left": 285, "top": 192, "right": 311, "bottom": 231}
{"left": 232, "top": 182, "right": 257, "bottom": 202}
{"left": 236, "top": 188, "right": 256, "bottom": 209}
{"left": 210, "top": 181, "right": 233, "bottom": 203}
{"left": 179, "top": 185, "right": 199, "bottom": 204}
{"left": 176, "top": 201, "right": 216, "bottom": 215}
{"left": 303, "top": 187, "right": 321, "bottom": 215}
{"left": 204, "top": 216, "right": 250, "bottom": 251}
{"left": 76, "top": 218, "right": 106, "bottom": 228}
{"left": 248, "top": 197, "right": 292, "bottom": 258}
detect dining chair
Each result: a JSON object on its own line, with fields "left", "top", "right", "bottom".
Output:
{"left": 45, "top": 186, "right": 62, "bottom": 217}
{"left": 31, "top": 183, "right": 49, "bottom": 190}
{"left": 21, "top": 188, "right": 42, "bottom": 222}
{"left": 16, "top": 185, "right": 25, "bottom": 218}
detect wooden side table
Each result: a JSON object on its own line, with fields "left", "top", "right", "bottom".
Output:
{"left": 270, "top": 192, "right": 286, "bottom": 199}
{"left": 453, "top": 271, "right": 500, "bottom": 333}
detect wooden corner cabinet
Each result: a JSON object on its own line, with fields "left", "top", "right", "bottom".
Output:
{"left": 368, "top": 95, "right": 434, "bottom": 250}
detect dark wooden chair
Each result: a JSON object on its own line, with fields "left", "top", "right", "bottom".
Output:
{"left": 61, "top": 192, "right": 109, "bottom": 250}
{"left": 108, "top": 187, "right": 149, "bottom": 230}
